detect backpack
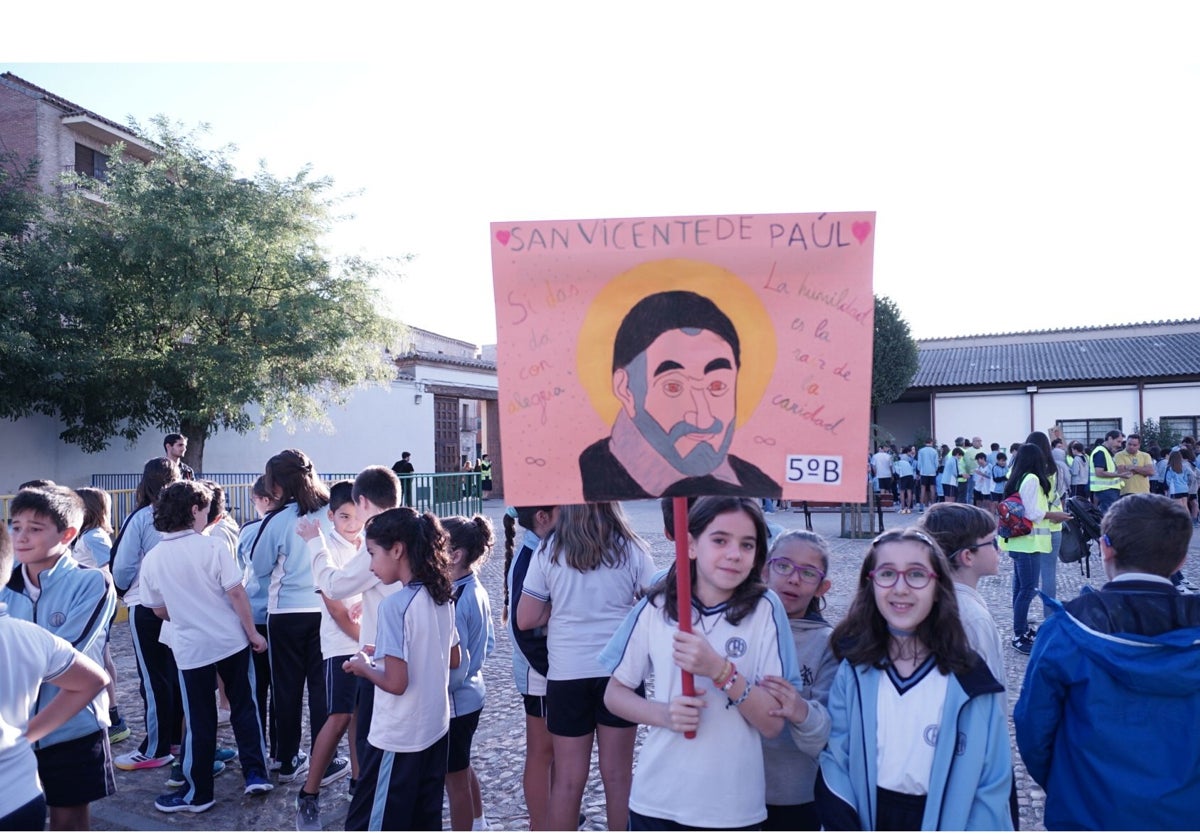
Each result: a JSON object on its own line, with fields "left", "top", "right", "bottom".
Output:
{"left": 997, "top": 493, "right": 1033, "bottom": 539}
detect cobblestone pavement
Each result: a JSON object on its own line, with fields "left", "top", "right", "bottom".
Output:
{"left": 92, "top": 499, "right": 1200, "bottom": 831}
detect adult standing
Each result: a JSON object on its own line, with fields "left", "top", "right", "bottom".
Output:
{"left": 870, "top": 446, "right": 895, "bottom": 510}
{"left": 916, "top": 439, "right": 939, "bottom": 512}
{"left": 1090, "top": 431, "right": 1129, "bottom": 515}
{"left": 163, "top": 434, "right": 195, "bottom": 480}
{"left": 1115, "top": 435, "right": 1154, "bottom": 497}
{"left": 478, "top": 455, "right": 493, "bottom": 500}
{"left": 391, "top": 452, "right": 416, "bottom": 508}
{"left": 962, "top": 437, "right": 983, "bottom": 505}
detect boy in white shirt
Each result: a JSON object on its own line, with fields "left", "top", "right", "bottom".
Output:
{"left": 140, "top": 481, "right": 273, "bottom": 813}
{"left": 294, "top": 481, "right": 360, "bottom": 830}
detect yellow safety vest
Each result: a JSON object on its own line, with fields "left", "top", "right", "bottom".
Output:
{"left": 1089, "top": 446, "right": 1123, "bottom": 492}
{"left": 1000, "top": 474, "right": 1052, "bottom": 554}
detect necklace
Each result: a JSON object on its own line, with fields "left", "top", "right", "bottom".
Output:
{"left": 888, "top": 635, "right": 928, "bottom": 666}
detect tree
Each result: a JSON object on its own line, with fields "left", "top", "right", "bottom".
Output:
{"left": 871, "top": 294, "right": 919, "bottom": 408}
{"left": 1132, "top": 418, "right": 1182, "bottom": 452}
{"left": 2, "top": 119, "right": 403, "bottom": 472}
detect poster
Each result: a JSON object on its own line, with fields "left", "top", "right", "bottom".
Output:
{"left": 491, "top": 211, "right": 875, "bottom": 505}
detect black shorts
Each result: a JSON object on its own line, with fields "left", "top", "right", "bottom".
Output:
{"left": 36, "top": 730, "right": 115, "bottom": 807}
{"left": 447, "top": 709, "right": 481, "bottom": 773}
{"left": 325, "top": 655, "right": 357, "bottom": 716}
{"left": 920, "top": 475, "right": 935, "bottom": 488}
{"left": 546, "top": 676, "right": 638, "bottom": 737}
{"left": 897, "top": 476, "right": 914, "bottom": 492}
{"left": 990, "top": 492, "right": 1004, "bottom": 503}
{"left": 1172, "top": 492, "right": 1188, "bottom": 499}
{"left": 522, "top": 693, "right": 548, "bottom": 719}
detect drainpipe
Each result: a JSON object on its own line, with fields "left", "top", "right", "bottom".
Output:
{"left": 1026, "top": 385, "right": 1038, "bottom": 433}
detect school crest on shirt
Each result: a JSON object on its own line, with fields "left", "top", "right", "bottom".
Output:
{"left": 725, "top": 637, "right": 748, "bottom": 658}
{"left": 50, "top": 611, "right": 67, "bottom": 628}
{"left": 923, "top": 724, "right": 967, "bottom": 755}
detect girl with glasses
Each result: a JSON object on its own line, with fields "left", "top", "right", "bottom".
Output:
{"left": 816, "top": 528, "right": 1012, "bottom": 831}
{"left": 759, "top": 531, "right": 837, "bottom": 830}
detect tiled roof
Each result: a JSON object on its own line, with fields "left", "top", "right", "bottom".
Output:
{"left": 910, "top": 319, "right": 1200, "bottom": 388}
{"left": 394, "top": 351, "right": 496, "bottom": 372}
{"left": 1, "top": 72, "right": 144, "bottom": 140}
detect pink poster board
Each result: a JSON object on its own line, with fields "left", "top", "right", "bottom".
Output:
{"left": 491, "top": 211, "right": 875, "bottom": 505}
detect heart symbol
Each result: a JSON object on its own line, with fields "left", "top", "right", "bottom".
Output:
{"left": 495, "top": 230, "right": 511, "bottom": 246}
{"left": 851, "top": 221, "right": 872, "bottom": 244}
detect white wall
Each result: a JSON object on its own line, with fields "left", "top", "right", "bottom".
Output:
{"left": 932, "top": 390, "right": 1028, "bottom": 448}
{"left": 0, "top": 379, "right": 435, "bottom": 492}
{"left": 1143, "top": 383, "right": 1200, "bottom": 422}
{"left": 1030, "top": 385, "right": 1139, "bottom": 436}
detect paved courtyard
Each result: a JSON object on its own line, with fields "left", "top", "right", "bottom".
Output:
{"left": 90, "top": 498, "right": 1200, "bottom": 831}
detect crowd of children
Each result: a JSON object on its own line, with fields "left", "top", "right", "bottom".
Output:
{"left": 4, "top": 446, "right": 1199, "bottom": 831}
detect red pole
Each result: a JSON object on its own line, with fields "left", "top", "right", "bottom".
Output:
{"left": 673, "top": 497, "right": 696, "bottom": 739}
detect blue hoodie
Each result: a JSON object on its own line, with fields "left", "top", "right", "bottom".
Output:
{"left": 1015, "top": 580, "right": 1200, "bottom": 830}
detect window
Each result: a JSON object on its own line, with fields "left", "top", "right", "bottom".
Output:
{"left": 1161, "top": 416, "right": 1200, "bottom": 441}
{"left": 1057, "top": 418, "right": 1121, "bottom": 446}
{"left": 74, "top": 143, "right": 108, "bottom": 180}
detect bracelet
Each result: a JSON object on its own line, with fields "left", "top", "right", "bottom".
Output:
{"left": 713, "top": 660, "right": 733, "bottom": 689}
{"left": 717, "top": 663, "right": 739, "bottom": 693}
{"left": 727, "top": 680, "right": 753, "bottom": 709}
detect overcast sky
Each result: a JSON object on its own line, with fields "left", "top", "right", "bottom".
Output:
{"left": 8, "top": 1, "right": 1198, "bottom": 347}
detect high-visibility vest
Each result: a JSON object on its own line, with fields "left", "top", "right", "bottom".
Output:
{"left": 479, "top": 461, "right": 492, "bottom": 481}
{"left": 1089, "top": 446, "right": 1123, "bottom": 492}
{"left": 1000, "top": 474, "right": 1053, "bottom": 553}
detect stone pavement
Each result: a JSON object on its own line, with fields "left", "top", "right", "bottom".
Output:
{"left": 91, "top": 498, "right": 1200, "bottom": 831}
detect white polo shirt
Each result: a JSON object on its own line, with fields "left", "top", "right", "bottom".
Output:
{"left": 522, "top": 538, "right": 655, "bottom": 680}
{"left": 140, "top": 530, "right": 252, "bottom": 670}
{"left": 368, "top": 583, "right": 459, "bottom": 753}
{"left": 0, "top": 603, "right": 76, "bottom": 817}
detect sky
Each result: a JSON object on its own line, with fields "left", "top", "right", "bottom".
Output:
{"left": 6, "top": 1, "right": 1199, "bottom": 348}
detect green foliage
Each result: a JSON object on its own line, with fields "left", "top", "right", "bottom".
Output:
{"left": 0, "top": 119, "right": 404, "bottom": 470}
{"left": 871, "top": 295, "right": 919, "bottom": 408}
{"left": 1132, "top": 418, "right": 1183, "bottom": 451}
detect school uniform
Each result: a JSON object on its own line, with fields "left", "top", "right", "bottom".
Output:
{"left": 0, "top": 603, "right": 78, "bottom": 830}
{"left": 316, "top": 530, "right": 363, "bottom": 717}
{"left": 236, "top": 517, "right": 275, "bottom": 757}
{"left": 507, "top": 531, "right": 550, "bottom": 715}
{"left": 762, "top": 613, "right": 836, "bottom": 830}
{"left": 73, "top": 527, "right": 113, "bottom": 569}
{"left": 816, "top": 656, "right": 1012, "bottom": 831}
{"left": 112, "top": 505, "right": 182, "bottom": 760}
{"left": 141, "top": 530, "right": 268, "bottom": 806}
{"left": 448, "top": 570, "right": 495, "bottom": 771}
{"left": 345, "top": 582, "right": 459, "bottom": 831}
{"left": 523, "top": 538, "right": 654, "bottom": 736}
{"left": 0, "top": 552, "right": 117, "bottom": 808}
{"left": 250, "top": 502, "right": 328, "bottom": 769}
{"left": 599, "top": 591, "right": 800, "bottom": 829}
{"left": 308, "top": 530, "right": 405, "bottom": 762}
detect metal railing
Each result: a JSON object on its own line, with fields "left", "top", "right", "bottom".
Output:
{"left": 2, "top": 471, "right": 483, "bottom": 535}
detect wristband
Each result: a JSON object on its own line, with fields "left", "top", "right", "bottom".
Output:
{"left": 727, "top": 681, "right": 753, "bottom": 709}
{"left": 717, "top": 663, "right": 739, "bottom": 693}
{"left": 713, "top": 660, "right": 733, "bottom": 689}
